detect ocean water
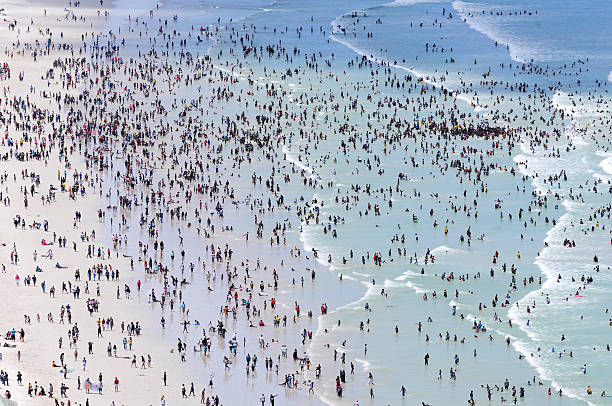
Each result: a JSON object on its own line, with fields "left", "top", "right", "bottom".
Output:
{"left": 97, "top": 0, "right": 612, "bottom": 404}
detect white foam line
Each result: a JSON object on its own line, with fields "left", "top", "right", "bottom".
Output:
{"left": 452, "top": 0, "right": 527, "bottom": 63}
{"left": 508, "top": 128, "right": 595, "bottom": 404}
{"left": 383, "top": 0, "right": 444, "bottom": 6}
{"left": 329, "top": 19, "right": 482, "bottom": 110}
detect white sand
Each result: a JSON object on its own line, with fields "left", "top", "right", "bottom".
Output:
{"left": 0, "top": 1, "right": 197, "bottom": 405}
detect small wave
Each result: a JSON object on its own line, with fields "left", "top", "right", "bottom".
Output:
{"left": 452, "top": 0, "right": 532, "bottom": 63}
{"left": 282, "top": 145, "right": 318, "bottom": 179}
{"left": 353, "top": 358, "right": 373, "bottom": 371}
{"left": 599, "top": 156, "right": 612, "bottom": 175}
{"left": 405, "top": 280, "right": 427, "bottom": 294}
{"left": 552, "top": 91, "right": 602, "bottom": 119}
{"left": 340, "top": 274, "right": 358, "bottom": 281}
{"left": 511, "top": 340, "right": 585, "bottom": 403}
{"left": 430, "top": 245, "right": 462, "bottom": 256}
{"left": 394, "top": 270, "right": 423, "bottom": 281}
{"left": 329, "top": 21, "right": 483, "bottom": 111}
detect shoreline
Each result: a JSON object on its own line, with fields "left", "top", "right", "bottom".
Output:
{"left": 0, "top": 0, "right": 610, "bottom": 405}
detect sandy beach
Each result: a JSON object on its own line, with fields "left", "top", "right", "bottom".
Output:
{"left": 0, "top": 3, "right": 202, "bottom": 405}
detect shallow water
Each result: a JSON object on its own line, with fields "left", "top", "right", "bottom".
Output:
{"left": 98, "top": 0, "right": 612, "bottom": 404}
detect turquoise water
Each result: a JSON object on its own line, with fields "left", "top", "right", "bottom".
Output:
{"left": 100, "top": 0, "right": 612, "bottom": 404}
